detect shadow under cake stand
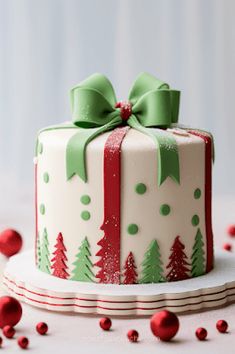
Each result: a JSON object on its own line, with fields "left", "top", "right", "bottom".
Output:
{"left": 3, "top": 249, "right": 235, "bottom": 316}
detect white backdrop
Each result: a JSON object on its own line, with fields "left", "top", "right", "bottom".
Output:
{"left": 0, "top": 0, "right": 235, "bottom": 197}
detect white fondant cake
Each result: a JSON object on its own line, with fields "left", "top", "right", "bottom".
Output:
{"left": 35, "top": 125, "right": 214, "bottom": 284}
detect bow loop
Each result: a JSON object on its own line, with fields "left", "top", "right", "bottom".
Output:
{"left": 70, "top": 73, "right": 118, "bottom": 127}
{"left": 128, "top": 72, "right": 170, "bottom": 104}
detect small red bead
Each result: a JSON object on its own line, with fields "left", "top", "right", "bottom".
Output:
{"left": 36, "top": 322, "right": 48, "bottom": 335}
{"left": 227, "top": 225, "right": 235, "bottom": 237}
{"left": 195, "top": 327, "right": 207, "bottom": 340}
{"left": 223, "top": 243, "right": 232, "bottom": 251}
{"left": 216, "top": 320, "right": 228, "bottom": 333}
{"left": 99, "top": 317, "right": 112, "bottom": 331}
{"left": 17, "top": 336, "right": 29, "bottom": 349}
{"left": 127, "top": 329, "right": 139, "bottom": 342}
{"left": 3, "top": 325, "right": 15, "bottom": 338}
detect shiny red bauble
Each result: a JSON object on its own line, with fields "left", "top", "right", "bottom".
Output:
{"left": 0, "top": 296, "right": 22, "bottom": 328}
{"left": 3, "top": 325, "right": 15, "bottom": 338}
{"left": 227, "top": 225, "right": 235, "bottom": 237}
{"left": 99, "top": 317, "right": 112, "bottom": 331}
{"left": 0, "top": 229, "right": 22, "bottom": 257}
{"left": 150, "top": 310, "right": 179, "bottom": 341}
{"left": 127, "top": 329, "right": 139, "bottom": 342}
{"left": 223, "top": 243, "right": 232, "bottom": 251}
{"left": 36, "top": 322, "right": 48, "bottom": 335}
{"left": 17, "top": 336, "right": 29, "bottom": 349}
{"left": 195, "top": 327, "right": 207, "bottom": 340}
{"left": 216, "top": 320, "right": 228, "bottom": 333}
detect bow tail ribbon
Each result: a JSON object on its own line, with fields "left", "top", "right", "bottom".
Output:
{"left": 128, "top": 116, "right": 180, "bottom": 186}
{"left": 66, "top": 116, "right": 122, "bottom": 181}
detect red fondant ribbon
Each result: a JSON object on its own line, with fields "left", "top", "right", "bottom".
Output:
{"left": 96, "top": 127, "right": 130, "bottom": 284}
{"left": 188, "top": 131, "right": 214, "bottom": 272}
{"left": 35, "top": 163, "right": 38, "bottom": 265}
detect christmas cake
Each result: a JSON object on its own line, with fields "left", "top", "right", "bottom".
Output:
{"left": 35, "top": 73, "right": 214, "bottom": 284}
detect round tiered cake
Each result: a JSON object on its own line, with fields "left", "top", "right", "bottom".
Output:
{"left": 35, "top": 73, "right": 214, "bottom": 285}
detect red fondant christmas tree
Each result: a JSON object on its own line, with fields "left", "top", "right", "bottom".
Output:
{"left": 51, "top": 233, "right": 69, "bottom": 279}
{"left": 95, "top": 236, "right": 120, "bottom": 284}
{"left": 166, "top": 236, "right": 190, "bottom": 281}
{"left": 123, "top": 252, "right": 138, "bottom": 284}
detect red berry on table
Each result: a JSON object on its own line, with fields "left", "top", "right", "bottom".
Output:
{"left": 17, "top": 336, "right": 29, "bottom": 349}
{"left": 0, "top": 229, "right": 23, "bottom": 257}
{"left": 195, "top": 327, "right": 207, "bottom": 340}
{"left": 36, "top": 322, "right": 48, "bottom": 335}
{"left": 0, "top": 296, "right": 22, "bottom": 328}
{"left": 3, "top": 325, "right": 15, "bottom": 338}
{"left": 216, "top": 320, "right": 228, "bottom": 333}
{"left": 99, "top": 317, "right": 112, "bottom": 331}
{"left": 227, "top": 225, "right": 235, "bottom": 237}
{"left": 150, "top": 310, "right": 179, "bottom": 341}
{"left": 127, "top": 329, "right": 139, "bottom": 342}
{"left": 223, "top": 243, "right": 232, "bottom": 251}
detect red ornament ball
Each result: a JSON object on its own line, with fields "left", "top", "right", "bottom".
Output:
{"left": 0, "top": 229, "right": 22, "bottom": 257}
{"left": 127, "top": 329, "right": 139, "bottom": 342}
{"left": 227, "top": 225, "right": 235, "bottom": 237}
{"left": 195, "top": 327, "right": 207, "bottom": 340}
{"left": 0, "top": 296, "right": 22, "bottom": 328}
{"left": 223, "top": 243, "right": 232, "bottom": 252}
{"left": 17, "top": 336, "right": 29, "bottom": 349}
{"left": 3, "top": 325, "right": 15, "bottom": 338}
{"left": 150, "top": 310, "right": 179, "bottom": 341}
{"left": 99, "top": 317, "right": 112, "bottom": 331}
{"left": 36, "top": 322, "right": 48, "bottom": 335}
{"left": 216, "top": 320, "right": 228, "bottom": 333}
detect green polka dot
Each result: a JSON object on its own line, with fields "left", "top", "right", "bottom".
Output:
{"left": 127, "top": 224, "right": 139, "bottom": 235}
{"left": 192, "top": 214, "right": 200, "bottom": 226}
{"left": 43, "top": 172, "right": 49, "bottom": 183}
{"left": 194, "top": 188, "right": 201, "bottom": 199}
{"left": 135, "top": 183, "right": 147, "bottom": 195}
{"left": 81, "top": 211, "right": 91, "bottom": 221}
{"left": 80, "top": 195, "right": 91, "bottom": 205}
{"left": 38, "top": 142, "right": 43, "bottom": 154}
{"left": 160, "top": 204, "right": 171, "bottom": 216}
{"left": 40, "top": 204, "right": 45, "bottom": 215}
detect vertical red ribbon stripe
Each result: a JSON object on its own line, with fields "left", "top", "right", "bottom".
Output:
{"left": 35, "top": 162, "right": 38, "bottom": 265}
{"left": 188, "top": 131, "right": 214, "bottom": 272}
{"left": 96, "top": 127, "right": 130, "bottom": 284}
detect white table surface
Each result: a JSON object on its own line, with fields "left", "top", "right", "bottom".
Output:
{"left": 0, "top": 191, "right": 235, "bottom": 354}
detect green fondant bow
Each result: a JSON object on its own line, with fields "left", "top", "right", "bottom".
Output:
{"left": 66, "top": 72, "right": 181, "bottom": 186}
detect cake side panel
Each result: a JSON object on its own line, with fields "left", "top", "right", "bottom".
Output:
{"left": 35, "top": 129, "right": 107, "bottom": 279}
{"left": 120, "top": 129, "right": 207, "bottom": 282}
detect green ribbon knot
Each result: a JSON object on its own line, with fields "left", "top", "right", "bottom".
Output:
{"left": 67, "top": 72, "right": 181, "bottom": 186}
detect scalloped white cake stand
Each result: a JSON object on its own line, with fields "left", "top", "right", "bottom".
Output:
{"left": 3, "top": 249, "right": 235, "bottom": 316}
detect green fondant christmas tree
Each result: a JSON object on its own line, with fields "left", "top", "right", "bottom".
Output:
{"left": 39, "top": 228, "right": 51, "bottom": 274}
{"left": 191, "top": 228, "right": 205, "bottom": 277}
{"left": 139, "top": 239, "right": 165, "bottom": 283}
{"left": 36, "top": 233, "right": 41, "bottom": 267}
{"left": 71, "top": 237, "right": 94, "bottom": 282}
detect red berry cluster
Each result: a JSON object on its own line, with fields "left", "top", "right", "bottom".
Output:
{"left": 223, "top": 224, "right": 235, "bottom": 252}
{"left": 99, "top": 317, "right": 139, "bottom": 343}
{"left": 0, "top": 294, "right": 50, "bottom": 350}
{"left": 99, "top": 313, "right": 229, "bottom": 344}
{"left": 195, "top": 319, "right": 228, "bottom": 340}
